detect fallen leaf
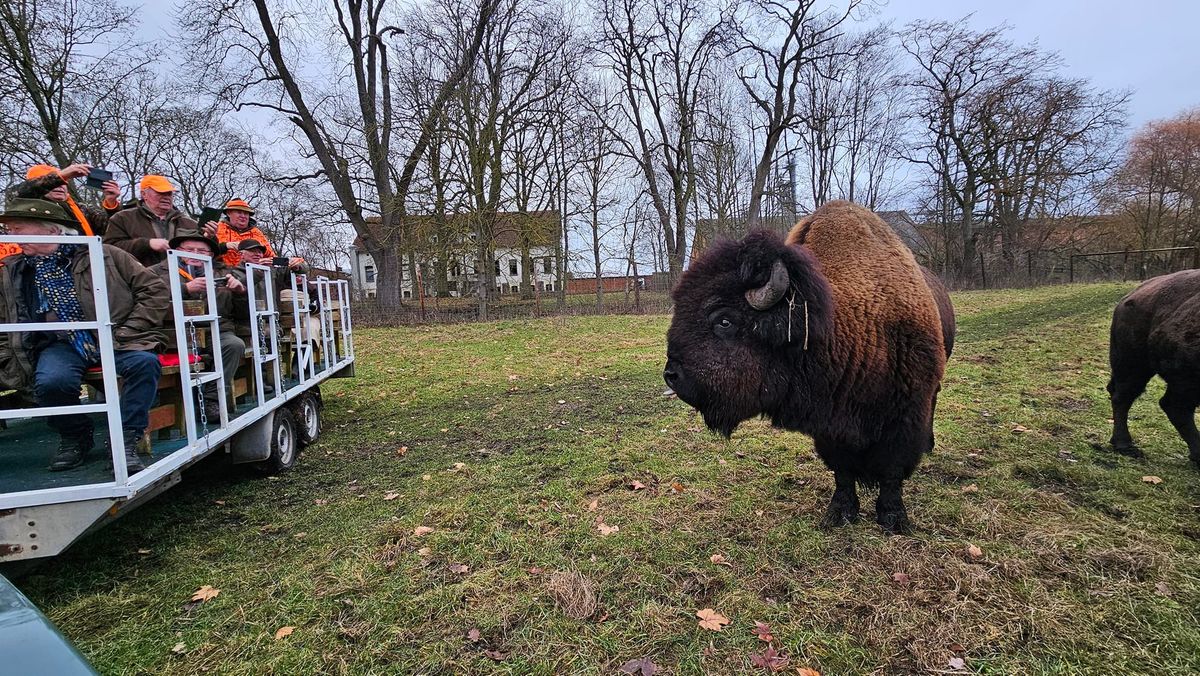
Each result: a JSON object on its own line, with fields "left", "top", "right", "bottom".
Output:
{"left": 439, "top": 427, "right": 449, "bottom": 432}
{"left": 171, "top": 642, "right": 187, "bottom": 654}
{"left": 1142, "top": 475, "right": 1163, "bottom": 485}
{"left": 314, "top": 499, "right": 328, "bottom": 506}
{"left": 1011, "top": 424, "right": 1029, "bottom": 434}
{"left": 293, "top": 532, "right": 307, "bottom": 539}
{"left": 948, "top": 656, "right": 966, "bottom": 670}
{"left": 735, "top": 451, "right": 746, "bottom": 458}
{"left": 630, "top": 480, "right": 646, "bottom": 490}
{"left": 273, "top": 626, "right": 294, "bottom": 640}
{"left": 948, "top": 642, "right": 965, "bottom": 653}
{"left": 618, "top": 656, "right": 659, "bottom": 675}
{"left": 796, "top": 669, "right": 821, "bottom": 676}
{"left": 213, "top": 500, "right": 225, "bottom": 506}
{"left": 190, "top": 585, "right": 220, "bottom": 603}
{"left": 892, "top": 572, "right": 911, "bottom": 585}
{"left": 710, "top": 554, "right": 733, "bottom": 567}
{"left": 396, "top": 446, "right": 408, "bottom": 456}
{"left": 450, "top": 462, "right": 466, "bottom": 472}
{"left": 422, "top": 474, "right": 431, "bottom": 481}
{"left": 467, "top": 628, "right": 482, "bottom": 643}
{"left": 696, "top": 608, "right": 730, "bottom": 631}
{"left": 448, "top": 563, "right": 469, "bottom": 574}
{"left": 557, "top": 399, "right": 566, "bottom": 404}
{"left": 417, "top": 547, "right": 431, "bottom": 556}
{"left": 749, "top": 645, "right": 789, "bottom": 671}
{"left": 137, "top": 548, "right": 152, "bottom": 555}
{"left": 961, "top": 484, "right": 979, "bottom": 494}
{"left": 528, "top": 566, "right": 544, "bottom": 575}
{"left": 384, "top": 492, "right": 400, "bottom": 501}
{"left": 507, "top": 374, "right": 518, "bottom": 381}
{"left": 587, "top": 499, "right": 599, "bottom": 512}
{"left": 413, "top": 526, "right": 434, "bottom": 537}
{"left": 751, "top": 620, "right": 774, "bottom": 642}
{"left": 598, "top": 522, "right": 620, "bottom": 536}
{"left": 1155, "top": 581, "right": 1172, "bottom": 597}
{"left": 718, "top": 457, "right": 727, "bottom": 465}
{"left": 964, "top": 544, "right": 984, "bottom": 561}
{"left": 670, "top": 481, "right": 686, "bottom": 493}
{"left": 484, "top": 649, "right": 507, "bottom": 661}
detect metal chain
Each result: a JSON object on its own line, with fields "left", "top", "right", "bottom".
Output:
{"left": 187, "top": 319, "right": 208, "bottom": 434}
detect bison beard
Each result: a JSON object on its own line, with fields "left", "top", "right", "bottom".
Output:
{"left": 665, "top": 201, "right": 952, "bottom": 534}
{"left": 1107, "top": 270, "right": 1200, "bottom": 465}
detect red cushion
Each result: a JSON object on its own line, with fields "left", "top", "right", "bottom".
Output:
{"left": 86, "top": 353, "right": 201, "bottom": 373}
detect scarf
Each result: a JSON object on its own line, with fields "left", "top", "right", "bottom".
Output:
{"left": 32, "top": 245, "right": 99, "bottom": 363}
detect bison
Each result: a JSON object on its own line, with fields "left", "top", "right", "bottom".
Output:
{"left": 663, "top": 201, "right": 955, "bottom": 534}
{"left": 1107, "top": 270, "right": 1200, "bottom": 465}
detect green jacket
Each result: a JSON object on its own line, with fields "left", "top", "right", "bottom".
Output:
{"left": 149, "top": 260, "right": 238, "bottom": 323}
{"left": 0, "top": 244, "right": 169, "bottom": 391}
{"left": 103, "top": 205, "right": 199, "bottom": 267}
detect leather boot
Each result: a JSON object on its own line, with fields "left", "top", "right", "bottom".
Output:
{"left": 49, "top": 429, "right": 94, "bottom": 471}
{"left": 123, "top": 429, "right": 146, "bottom": 474}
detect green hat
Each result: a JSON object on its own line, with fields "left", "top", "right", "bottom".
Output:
{"left": 237, "top": 239, "right": 267, "bottom": 253}
{"left": 0, "top": 197, "right": 82, "bottom": 231}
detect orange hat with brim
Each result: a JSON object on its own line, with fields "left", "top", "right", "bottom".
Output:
{"left": 140, "top": 175, "right": 176, "bottom": 193}
{"left": 224, "top": 198, "right": 255, "bottom": 215}
{"left": 26, "top": 164, "right": 58, "bottom": 180}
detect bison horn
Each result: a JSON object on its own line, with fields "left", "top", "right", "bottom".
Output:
{"left": 745, "top": 259, "right": 790, "bottom": 310}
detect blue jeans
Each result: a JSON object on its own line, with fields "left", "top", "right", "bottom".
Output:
{"left": 34, "top": 341, "right": 161, "bottom": 437}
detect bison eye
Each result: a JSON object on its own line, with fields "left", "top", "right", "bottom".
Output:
{"left": 712, "top": 316, "right": 738, "bottom": 339}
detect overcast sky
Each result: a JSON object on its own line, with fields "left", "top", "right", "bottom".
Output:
{"left": 879, "top": 0, "right": 1197, "bottom": 128}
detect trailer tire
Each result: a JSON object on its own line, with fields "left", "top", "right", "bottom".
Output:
{"left": 293, "top": 393, "right": 322, "bottom": 446}
{"left": 258, "top": 408, "right": 299, "bottom": 474}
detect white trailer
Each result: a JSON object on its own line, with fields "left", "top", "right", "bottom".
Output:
{"left": 0, "top": 235, "right": 355, "bottom": 563}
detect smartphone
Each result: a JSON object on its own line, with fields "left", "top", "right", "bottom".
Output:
{"left": 213, "top": 277, "right": 228, "bottom": 287}
{"left": 84, "top": 167, "right": 112, "bottom": 190}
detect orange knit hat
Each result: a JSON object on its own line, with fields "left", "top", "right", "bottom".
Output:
{"left": 26, "top": 164, "right": 58, "bottom": 180}
{"left": 224, "top": 198, "right": 255, "bottom": 215}
{"left": 140, "top": 174, "right": 176, "bottom": 193}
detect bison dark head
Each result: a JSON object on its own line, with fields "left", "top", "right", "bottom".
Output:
{"left": 664, "top": 230, "right": 834, "bottom": 437}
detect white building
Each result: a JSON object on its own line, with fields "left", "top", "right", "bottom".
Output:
{"left": 350, "top": 211, "right": 561, "bottom": 300}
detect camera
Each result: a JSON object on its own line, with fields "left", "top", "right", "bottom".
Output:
{"left": 213, "top": 277, "right": 228, "bottom": 287}
{"left": 272, "top": 257, "right": 290, "bottom": 267}
{"left": 84, "top": 167, "right": 112, "bottom": 190}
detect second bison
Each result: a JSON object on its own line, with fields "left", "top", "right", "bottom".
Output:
{"left": 1108, "top": 270, "right": 1200, "bottom": 465}
{"left": 664, "top": 201, "right": 954, "bottom": 533}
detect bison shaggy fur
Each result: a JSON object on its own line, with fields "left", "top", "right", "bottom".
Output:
{"left": 1107, "top": 270, "right": 1200, "bottom": 465}
{"left": 664, "top": 201, "right": 954, "bottom": 533}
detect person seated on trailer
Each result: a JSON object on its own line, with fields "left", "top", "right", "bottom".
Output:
{"left": 149, "top": 234, "right": 248, "bottom": 422}
{"left": 9, "top": 163, "right": 124, "bottom": 237}
{"left": 230, "top": 238, "right": 312, "bottom": 302}
{"left": 0, "top": 198, "right": 168, "bottom": 474}
{"left": 216, "top": 198, "right": 305, "bottom": 270}
{"left": 102, "top": 175, "right": 216, "bottom": 268}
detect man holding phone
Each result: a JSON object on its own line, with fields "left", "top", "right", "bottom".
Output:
{"left": 9, "top": 163, "right": 123, "bottom": 238}
{"left": 149, "top": 234, "right": 247, "bottom": 421}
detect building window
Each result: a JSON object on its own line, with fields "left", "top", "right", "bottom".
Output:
{"left": 546, "top": 282, "right": 554, "bottom": 292}
{"left": 509, "top": 259, "right": 518, "bottom": 276}
{"left": 543, "top": 257, "right": 552, "bottom": 274}
{"left": 510, "top": 284, "right": 519, "bottom": 294}
{"left": 364, "top": 265, "right": 375, "bottom": 284}
{"left": 451, "top": 262, "right": 460, "bottom": 278}
{"left": 494, "top": 259, "right": 500, "bottom": 276}
{"left": 402, "top": 290, "right": 411, "bottom": 299}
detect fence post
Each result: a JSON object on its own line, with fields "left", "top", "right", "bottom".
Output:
{"left": 1193, "top": 246, "right": 1199, "bottom": 270}
{"left": 1069, "top": 255, "right": 1075, "bottom": 283}
{"left": 978, "top": 251, "right": 986, "bottom": 289}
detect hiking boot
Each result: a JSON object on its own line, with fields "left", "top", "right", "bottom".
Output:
{"left": 48, "top": 431, "right": 94, "bottom": 471}
{"left": 123, "top": 429, "right": 146, "bottom": 474}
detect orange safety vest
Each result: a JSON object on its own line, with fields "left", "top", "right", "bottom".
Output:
{"left": 216, "top": 221, "right": 276, "bottom": 267}
{"left": 0, "top": 242, "right": 22, "bottom": 261}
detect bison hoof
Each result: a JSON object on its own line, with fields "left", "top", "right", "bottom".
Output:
{"left": 1110, "top": 442, "right": 1145, "bottom": 458}
{"left": 876, "top": 510, "right": 912, "bottom": 535}
{"left": 819, "top": 502, "right": 860, "bottom": 530}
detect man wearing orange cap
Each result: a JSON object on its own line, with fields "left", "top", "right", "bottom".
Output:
{"left": 215, "top": 198, "right": 303, "bottom": 270}
{"left": 9, "top": 163, "right": 122, "bottom": 239}
{"left": 103, "top": 175, "right": 215, "bottom": 267}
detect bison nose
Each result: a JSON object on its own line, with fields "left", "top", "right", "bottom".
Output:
{"left": 663, "top": 361, "right": 680, "bottom": 386}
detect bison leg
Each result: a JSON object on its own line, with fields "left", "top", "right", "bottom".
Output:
{"left": 819, "top": 471, "right": 860, "bottom": 529}
{"left": 876, "top": 479, "right": 911, "bottom": 535}
{"left": 1159, "top": 385, "right": 1200, "bottom": 466}
{"left": 1108, "top": 371, "right": 1152, "bottom": 457}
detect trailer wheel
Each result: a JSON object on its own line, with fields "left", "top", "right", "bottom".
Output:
{"left": 294, "top": 393, "right": 322, "bottom": 446}
{"left": 258, "top": 408, "right": 299, "bottom": 474}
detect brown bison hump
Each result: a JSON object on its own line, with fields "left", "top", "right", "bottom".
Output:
{"left": 785, "top": 201, "right": 945, "bottom": 392}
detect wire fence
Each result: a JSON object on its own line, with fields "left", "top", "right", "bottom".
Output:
{"left": 352, "top": 246, "right": 1200, "bottom": 326}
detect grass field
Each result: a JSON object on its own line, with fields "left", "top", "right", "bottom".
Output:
{"left": 20, "top": 282, "right": 1200, "bottom": 674}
